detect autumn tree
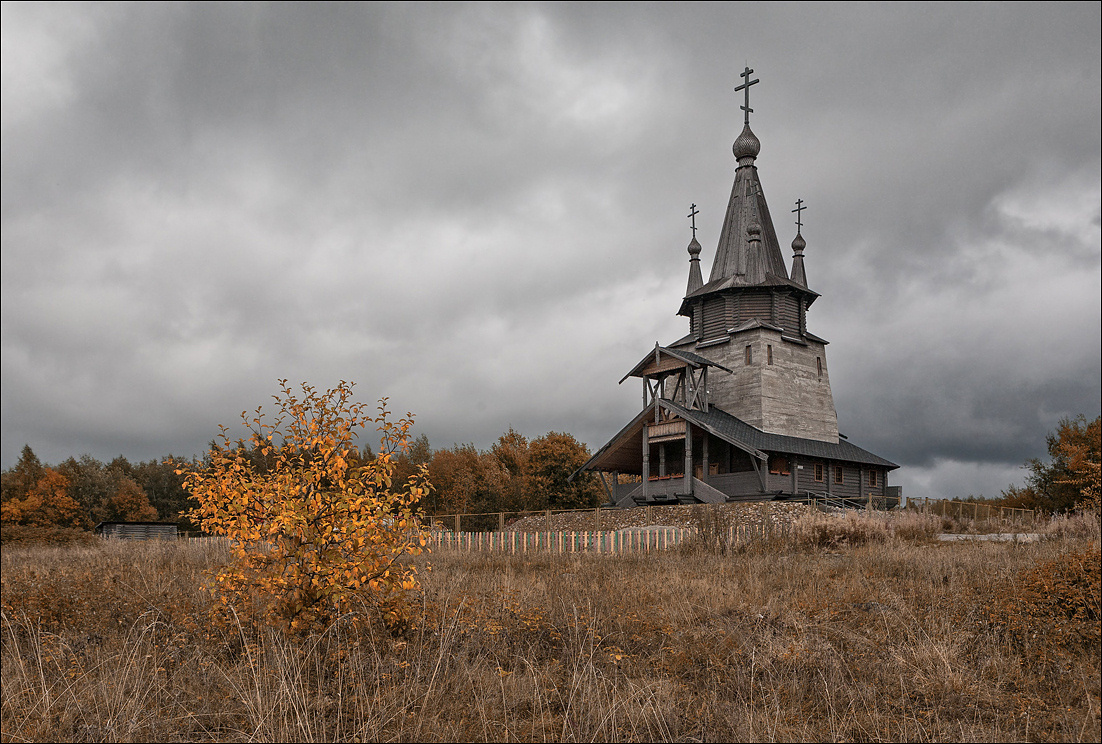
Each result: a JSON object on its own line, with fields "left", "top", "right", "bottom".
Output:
{"left": 131, "top": 456, "right": 199, "bottom": 529}
{"left": 56, "top": 454, "right": 158, "bottom": 523}
{"left": 1, "top": 445, "right": 45, "bottom": 505}
{"left": 492, "top": 427, "right": 532, "bottom": 512}
{"left": 1003, "top": 415, "right": 1102, "bottom": 513}
{"left": 0, "top": 467, "right": 88, "bottom": 530}
{"left": 427, "top": 444, "right": 507, "bottom": 515}
{"left": 527, "top": 431, "right": 602, "bottom": 510}
{"left": 182, "top": 381, "right": 431, "bottom": 633}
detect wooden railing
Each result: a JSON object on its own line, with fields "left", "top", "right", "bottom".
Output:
{"left": 906, "top": 498, "right": 1037, "bottom": 525}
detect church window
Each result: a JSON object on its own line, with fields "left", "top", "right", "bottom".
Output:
{"left": 745, "top": 345, "right": 753, "bottom": 365}
{"left": 768, "top": 455, "right": 790, "bottom": 475}
{"left": 767, "top": 344, "right": 773, "bottom": 364}
{"left": 816, "top": 357, "right": 823, "bottom": 379}
{"left": 814, "top": 463, "right": 824, "bottom": 482}
{"left": 834, "top": 467, "right": 844, "bottom": 485}
{"left": 868, "top": 470, "right": 878, "bottom": 488}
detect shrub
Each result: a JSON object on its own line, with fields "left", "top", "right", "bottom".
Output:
{"left": 182, "top": 380, "right": 431, "bottom": 634}
{"left": 792, "top": 511, "right": 889, "bottom": 548}
{"left": 1000, "top": 546, "right": 1101, "bottom": 658}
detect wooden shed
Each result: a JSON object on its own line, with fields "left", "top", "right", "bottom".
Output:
{"left": 94, "top": 521, "right": 179, "bottom": 540}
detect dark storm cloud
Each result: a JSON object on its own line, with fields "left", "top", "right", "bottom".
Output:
{"left": 2, "top": 3, "right": 1099, "bottom": 502}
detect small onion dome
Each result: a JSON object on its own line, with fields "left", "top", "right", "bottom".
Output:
{"left": 791, "top": 232, "right": 806, "bottom": 255}
{"left": 732, "top": 122, "right": 761, "bottom": 162}
{"left": 687, "top": 236, "right": 702, "bottom": 257}
{"left": 747, "top": 222, "right": 762, "bottom": 239}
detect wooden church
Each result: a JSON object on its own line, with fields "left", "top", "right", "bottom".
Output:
{"left": 578, "top": 69, "right": 898, "bottom": 508}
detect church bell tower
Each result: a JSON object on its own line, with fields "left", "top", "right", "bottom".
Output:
{"left": 670, "top": 67, "right": 839, "bottom": 443}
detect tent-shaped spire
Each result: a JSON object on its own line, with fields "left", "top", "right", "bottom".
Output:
{"left": 707, "top": 122, "right": 790, "bottom": 285}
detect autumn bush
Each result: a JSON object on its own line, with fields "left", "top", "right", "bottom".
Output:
{"left": 1001, "top": 546, "right": 1101, "bottom": 658}
{"left": 181, "top": 381, "right": 431, "bottom": 634}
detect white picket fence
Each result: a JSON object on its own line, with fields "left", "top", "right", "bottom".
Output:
{"left": 184, "top": 523, "right": 792, "bottom": 555}
{"left": 430, "top": 523, "right": 791, "bottom": 554}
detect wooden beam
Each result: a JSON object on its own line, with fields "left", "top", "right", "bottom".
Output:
{"left": 751, "top": 454, "right": 767, "bottom": 492}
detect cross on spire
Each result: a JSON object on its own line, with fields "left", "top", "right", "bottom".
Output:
{"left": 687, "top": 203, "right": 699, "bottom": 239}
{"left": 792, "top": 198, "right": 806, "bottom": 234}
{"left": 734, "top": 66, "right": 759, "bottom": 125}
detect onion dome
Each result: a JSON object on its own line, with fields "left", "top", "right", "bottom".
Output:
{"left": 790, "top": 232, "right": 808, "bottom": 287}
{"left": 732, "top": 123, "right": 761, "bottom": 164}
{"left": 685, "top": 236, "right": 704, "bottom": 295}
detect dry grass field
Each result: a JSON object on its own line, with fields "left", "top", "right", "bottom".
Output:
{"left": 2, "top": 512, "right": 1099, "bottom": 742}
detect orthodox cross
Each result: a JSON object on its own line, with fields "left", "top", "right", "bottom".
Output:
{"left": 792, "top": 198, "right": 806, "bottom": 233}
{"left": 687, "top": 203, "right": 699, "bottom": 239}
{"left": 734, "top": 66, "right": 759, "bottom": 125}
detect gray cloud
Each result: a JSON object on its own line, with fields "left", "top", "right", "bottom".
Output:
{"left": 3, "top": 3, "right": 1099, "bottom": 502}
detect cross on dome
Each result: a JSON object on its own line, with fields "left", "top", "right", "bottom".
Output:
{"left": 792, "top": 198, "right": 806, "bottom": 234}
{"left": 734, "top": 66, "right": 759, "bottom": 126}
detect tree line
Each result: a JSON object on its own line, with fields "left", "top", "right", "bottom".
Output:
{"left": 0, "top": 427, "right": 603, "bottom": 541}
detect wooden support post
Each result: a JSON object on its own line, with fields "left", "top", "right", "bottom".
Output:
{"left": 499, "top": 512, "right": 505, "bottom": 532}
{"left": 684, "top": 423, "right": 693, "bottom": 498}
{"left": 701, "top": 433, "right": 709, "bottom": 484}
{"left": 455, "top": 514, "right": 461, "bottom": 533}
{"left": 594, "top": 507, "right": 600, "bottom": 532}
{"left": 791, "top": 455, "right": 798, "bottom": 496}
{"left": 642, "top": 421, "right": 650, "bottom": 501}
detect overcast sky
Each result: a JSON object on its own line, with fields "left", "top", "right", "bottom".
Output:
{"left": 3, "top": 2, "right": 1099, "bottom": 501}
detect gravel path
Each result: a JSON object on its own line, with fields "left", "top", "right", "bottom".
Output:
{"left": 505, "top": 501, "right": 813, "bottom": 533}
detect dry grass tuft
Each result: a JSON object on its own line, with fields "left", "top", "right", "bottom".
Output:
{"left": 1042, "top": 510, "right": 1102, "bottom": 542}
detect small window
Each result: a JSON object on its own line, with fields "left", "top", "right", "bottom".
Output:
{"left": 834, "top": 467, "right": 844, "bottom": 485}
{"left": 816, "top": 357, "right": 823, "bottom": 379}
{"left": 745, "top": 345, "right": 753, "bottom": 365}
{"left": 868, "top": 470, "right": 878, "bottom": 488}
{"left": 814, "top": 463, "right": 824, "bottom": 482}
{"left": 767, "top": 344, "right": 773, "bottom": 365}
{"left": 768, "top": 455, "right": 790, "bottom": 475}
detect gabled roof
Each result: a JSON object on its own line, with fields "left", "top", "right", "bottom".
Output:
{"left": 663, "top": 400, "right": 898, "bottom": 469}
{"left": 618, "top": 344, "right": 733, "bottom": 385}
{"left": 578, "top": 399, "right": 898, "bottom": 475}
